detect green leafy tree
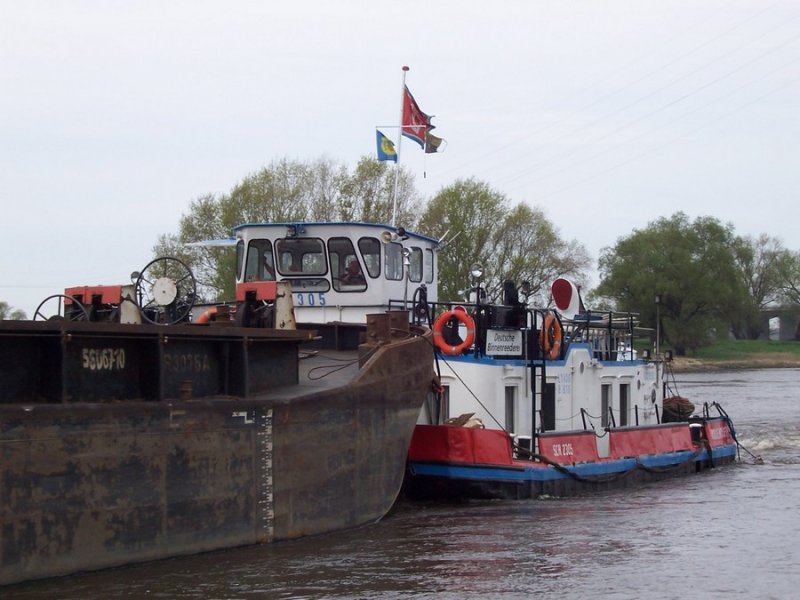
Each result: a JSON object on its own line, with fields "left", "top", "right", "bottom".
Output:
{"left": 0, "top": 301, "right": 26, "bottom": 320}
{"left": 776, "top": 250, "right": 800, "bottom": 340}
{"left": 488, "top": 203, "right": 590, "bottom": 302}
{"left": 154, "top": 157, "right": 421, "bottom": 302}
{"left": 336, "top": 157, "right": 422, "bottom": 226}
{"left": 419, "top": 178, "right": 589, "bottom": 302}
{"left": 777, "top": 250, "right": 800, "bottom": 305}
{"left": 596, "top": 212, "right": 744, "bottom": 355}
{"left": 152, "top": 194, "right": 231, "bottom": 303}
{"left": 730, "top": 234, "right": 790, "bottom": 339}
{"left": 418, "top": 179, "right": 506, "bottom": 301}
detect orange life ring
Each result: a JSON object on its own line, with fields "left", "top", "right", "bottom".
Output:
{"left": 194, "top": 306, "right": 218, "bottom": 324}
{"left": 539, "top": 311, "right": 562, "bottom": 359}
{"left": 432, "top": 307, "right": 476, "bottom": 355}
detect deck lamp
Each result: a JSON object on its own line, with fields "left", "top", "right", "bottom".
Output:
{"left": 402, "top": 247, "right": 411, "bottom": 267}
{"left": 286, "top": 224, "right": 305, "bottom": 238}
{"left": 469, "top": 263, "right": 484, "bottom": 306}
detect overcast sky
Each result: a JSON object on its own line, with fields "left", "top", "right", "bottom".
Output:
{"left": 2, "top": 1, "right": 798, "bottom": 316}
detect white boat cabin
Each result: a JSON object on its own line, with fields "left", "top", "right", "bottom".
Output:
{"left": 233, "top": 222, "right": 439, "bottom": 323}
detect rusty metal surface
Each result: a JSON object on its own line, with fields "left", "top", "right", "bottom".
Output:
{"left": 0, "top": 317, "right": 433, "bottom": 585}
{"left": 271, "top": 327, "right": 433, "bottom": 540}
{"left": 1, "top": 402, "right": 264, "bottom": 582}
{"left": 0, "top": 321, "right": 312, "bottom": 404}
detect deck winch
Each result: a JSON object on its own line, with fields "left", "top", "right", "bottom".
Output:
{"left": 34, "top": 255, "right": 296, "bottom": 330}
{"left": 34, "top": 256, "right": 197, "bottom": 325}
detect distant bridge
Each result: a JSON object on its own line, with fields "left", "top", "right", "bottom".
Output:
{"left": 761, "top": 305, "right": 800, "bottom": 341}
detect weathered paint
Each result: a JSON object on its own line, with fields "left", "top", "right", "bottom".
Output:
{"left": 609, "top": 424, "right": 693, "bottom": 459}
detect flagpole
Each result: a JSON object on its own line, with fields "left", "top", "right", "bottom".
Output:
{"left": 391, "top": 65, "right": 409, "bottom": 227}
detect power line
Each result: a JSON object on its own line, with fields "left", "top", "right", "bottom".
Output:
{"left": 439, "top": 0, "right": 765, "bottom": 177}
{"left": 500, "top": 30, "right": 800, "bottom": 191}
{"left": 439, "top": 2, "right": 797, "bottom": 185}
{"left": 515, "top": 71, "right": 800, "bottom": 205}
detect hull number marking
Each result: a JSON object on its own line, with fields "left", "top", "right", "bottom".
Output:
{"left": 551, "top": 442, "right": 574, "bottom": 457}
{"left": 164, "top": 353, "right": 211, "bottom": 373}
{"left": 82, "top": 348, "right": 126, "bottom": 371}
{"left": 295, "top": 293, "right": 326, "bottom": 307}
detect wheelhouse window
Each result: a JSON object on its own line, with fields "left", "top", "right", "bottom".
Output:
{"left": 358, "top": 237, "right": 381, "bottom": 278}
{"left": 329, "top": 237, "right": 367, "bottom": 292}
{"left": 276, "top": 237, "right": 330, "bottom": 293}
{"left": 384, "top": 242, "right": 403, "bottom": 280}
{"left": 236, "top": 240, "right": 245, "bottom": 281}
{"left": 424, "top": 249, "right": 434, "bottom": 283}
{"left": 276, "top": 238, "right": 327, "bottom": 275}
{"left": 244, "top": 239, "right": 275, "bottom": 282}
{"left": 409, "top": 247, "right": 423, "bottom": 283}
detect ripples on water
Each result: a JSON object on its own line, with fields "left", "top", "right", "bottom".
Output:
{"left": 5, "top": 369, "right": 800, "bottom": 599}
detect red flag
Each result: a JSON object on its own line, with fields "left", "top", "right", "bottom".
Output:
{"left": 402, "top": 85, "right": 433, "bottom": 148}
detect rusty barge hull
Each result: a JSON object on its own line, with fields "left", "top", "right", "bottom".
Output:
{"left": 0, "top": 318, "right": 433, "bottom": 585}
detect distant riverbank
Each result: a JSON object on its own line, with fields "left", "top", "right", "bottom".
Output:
{"left": 671, "top": 352, "right": 800, "bottom": 372}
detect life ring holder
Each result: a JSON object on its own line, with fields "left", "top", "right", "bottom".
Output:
{"left": 432, "top": 306, "right": 476, "bottom": 355}
{"left": 539, "top": 311, "right": 563, "bottom": 360}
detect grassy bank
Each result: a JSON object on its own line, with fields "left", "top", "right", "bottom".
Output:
{"left": 669, "top": 340, "right": 800, "bottom": 372}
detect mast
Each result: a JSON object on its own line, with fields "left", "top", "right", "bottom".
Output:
{"left": 391, "top": 65, "right": 409, "bottom": 227}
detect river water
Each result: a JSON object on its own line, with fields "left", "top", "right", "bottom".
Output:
{"left": 5, "top": 369, "right": 800, "bottom": 599}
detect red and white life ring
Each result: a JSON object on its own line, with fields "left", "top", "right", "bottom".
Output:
{"left": 539, "top": 311, "right": 563, "bottom": 360}
{"left": 432, "top": 307, "right": 476, "bottom": 355}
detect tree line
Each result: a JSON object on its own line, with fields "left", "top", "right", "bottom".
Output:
{"left": 0, "top": 302, "right": 26, "bottom": 320}
{"left": 5, "top": 156, "right": 799, "bottom": 355}
{"left": 595, "top": 213, "right": 800, "bottom": 353}
{"left": 153, "top": 156, "right": 799, "bottom": 354}
{"left": 153, "top": 157, "right": 592, "bottom": 307}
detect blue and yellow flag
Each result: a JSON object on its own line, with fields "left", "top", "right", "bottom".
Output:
{"left": 376, "top": 130, "right": 398, "bottom": 162}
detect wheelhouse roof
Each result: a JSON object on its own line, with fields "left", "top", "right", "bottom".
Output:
{"left": 232, "top": 221, "right": 440, "bottom": 245}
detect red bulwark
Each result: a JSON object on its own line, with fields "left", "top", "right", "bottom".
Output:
{"left": 408, "top": 425, "right": 514, "bottom": 466}
{"left": 537, "top": 430, "right": 600, "bottom": 464}
{"left": 610, "top": 424, "right": 693, "bottom": 459}
{"left": 235, "top": 281, "right": 277, "bottom": 302}
{"left": 472, "top": 428, "right": 514, "bottom": 464}
{"left": 704, "top": 419, "right": 734, "bottom": 447}
{"left": 64, "top": 285, "right": 124, "bottom": 305}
